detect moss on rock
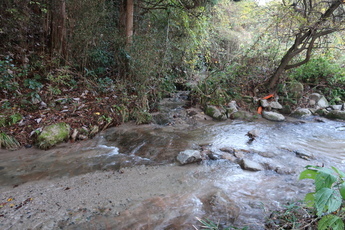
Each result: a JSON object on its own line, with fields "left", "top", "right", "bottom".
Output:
{"left": 325, "top": 110, "right": 345, "bottom": 120}
{"left": 37, "top": 123, "right": 70, "bottom": 149}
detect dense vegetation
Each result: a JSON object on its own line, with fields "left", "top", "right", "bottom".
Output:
{"left": 1, "top": 0, "right": 344, "bottom": 146}
{"left": 1, "top": 0, "right": 345, "bottom": 228}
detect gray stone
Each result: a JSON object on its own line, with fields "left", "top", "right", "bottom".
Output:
{"left": 239, "top": 159, "right": 264, "bottom": 171}
{"left": 219, "top": 147, "right": 235, "bottom": 154}
{"left": 326, "top": 110, "right": 345, "bottom": 120}
{"left": 257, "top": 151, "right": 276, "bottom": 158}
{"left": 246, "top": 129, "right": 259, "bottom": 141}
{"left": 317, "top": 96, "right": 329, "bottom": 108}
{"left": 234, "top": 151, "right": 245, "bottom": 159}
{"left": 293, "top": 150, "right": 314, "bottom": 160}
{"left": 205, "top": 105, "right": 227, "bottom": 121}
{"left": 177, "top": 150, "right": 202, "bottom": 165}
{"left": 230, "top": 111, "right": 256, "bottom": 121}
{"left": 262, "top": 111, "right": 285, "bottom": 122}
{"left": 314, "top": 109, "right": 327, "bottom": 116}
{"left": 287, "top": 82, "right": 304, "bottom": 99}
{"left": 269, "top": 101, "right": 283, "bottom": 109}
{"left": 331, "top": 105, "right": 342, "bottom": 110}
{"left": 291, "top": 108, "right": 312, "bottom": 118}
{"left": 309, "top": 93, "right": 329, "bottom": 108}
{"left": 221, "top": 152, "right": 237, "bottom": 162}
{"left": 226, "top": 101, "right": 238, "bottom": 115}
{"left": 260, "top": 99, "right": 270, "bottom": 108}
{"left": 309, "top": 93, "right": 322, "bottom": 102}
{"left": 309, "top": 99, "right": 316, "bottom": 107}
{"left": 37, "top": 123, "right": 70, "bottom": 149}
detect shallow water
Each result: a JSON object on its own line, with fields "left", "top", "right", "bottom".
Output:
{"left": 1, "top": 116, "right": 345, "bottom": 229}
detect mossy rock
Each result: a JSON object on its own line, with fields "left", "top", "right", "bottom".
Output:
{"left": 325, "top": 110, "right": 345, "bottom": 120}
{"left": 205, "top": 105, "right": 227, "bottom": 121}
{"left": 230, "top": 111, "right": 257, "bottom": 121}
{"left": 37, "top": 123, "right": 70, "bottom": 149}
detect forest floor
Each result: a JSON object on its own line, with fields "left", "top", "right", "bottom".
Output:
{"left": 1, "top": 84, "right": 125, "bottom": 149}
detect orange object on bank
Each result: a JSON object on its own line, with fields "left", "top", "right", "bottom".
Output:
{"left": 262, "top": 94, "right": 274, "bottom": 100}
{"left": 257, "top": 106, "right": 263, "bottom": 114}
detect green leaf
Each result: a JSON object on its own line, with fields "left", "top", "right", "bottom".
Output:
{"left": 331, "top": 166, "right": 345, "bottom": 179}
{"left": 315, "top": 171, "right": 337, "bottom": 191}
{"left": 299, "top": 169, "right": 318, "bottom": 180}
{"left": 339, "top": 182, "right": 345, "bottom": 200}
{"left": 314, "top": 188, "right": 342, "bottom": 216}
{"left": 304, "top": 192, "right": 315, "bottom": 208}
{"left": 318, "top": 214, "right": 344, "bottom": 230}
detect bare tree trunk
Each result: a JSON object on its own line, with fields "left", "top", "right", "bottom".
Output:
{"left": 126, "top": 0, "right": 134, "bottom": 45}
{"left": 50, "top": 0, "right": 67, "bottom": 63}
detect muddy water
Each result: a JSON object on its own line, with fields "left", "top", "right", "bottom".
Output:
{"left": 1, "top": 117, "right": 345, "bottom": 229}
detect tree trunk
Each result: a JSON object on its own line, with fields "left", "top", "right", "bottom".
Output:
{"left": 126, "top": 0, "right": 134, "bottom": 45}
{"left": 50, "top": 0, "right": 67, "bottom": 62}
{"left": 267, "top": 0, "right": 344, "bottom": 91}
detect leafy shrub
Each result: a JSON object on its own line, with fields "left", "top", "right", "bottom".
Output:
{"left": 299, "top": 165, "right": 345, "bottom": 230}
{"left": 0, "top": 113, "right": 23, "bottom": 127}
{"left": 191, "top": 66, "right": 241, "bottom": 107}
{"left": 0, "top": 132, "right": 20, "bottom": 150}
{"left": 0, "top": 56, "right": 20, "bottom": 92}
{"left": 289, "top": 57, "right": 345, "bottom": 103}
{"left": 290, "top": 58, "right": 343, "bottom": 84}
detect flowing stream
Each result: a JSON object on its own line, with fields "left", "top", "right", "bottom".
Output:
{"left": 1, "top": 100, "right": 345, "bottom": 229}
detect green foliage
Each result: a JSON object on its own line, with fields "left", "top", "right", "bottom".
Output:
{"left": 24, "top": 78, "right": 43, "bottom": 90}
{"left": 47, "top": 67, "right": 76, "bottom": 87}
{"left": 289, "top": 57, "right": 345, "bottom": 103}
{"left": 0, "top": 113, "right": 23, "bottom": 127}
{"left": 113, "top": 104, "right": 129, "bottom": 123}
{"left": 191, "top": 65, "right": 243, "bottom": 107}
{"left": 0, "top": 57, "right": 20, "bottom": 92}
{"left": 0, "top": 132, "right": 20, "bottom": 150}
{"left": 299, "top": 165, "right": 345, "bottom": 230}
{"left": 97, "top": 77, "right": 114, "bottom": 93}
{"left": 195, "top": 217, "right": 248, "bottom": 230}
{"left": 289, "top": 57, "right": 344, "bottom": 85}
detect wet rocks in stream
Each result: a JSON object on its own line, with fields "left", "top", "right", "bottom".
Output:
{"left": 177, "top": 150, "right": 203, "bottom": 165}
{"left": 177, "top": 144, "right": 268, "bottom": 172}
{"left": 239, "top": 159, "right": 265, "bottom": 171}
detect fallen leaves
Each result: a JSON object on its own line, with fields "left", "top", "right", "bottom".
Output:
{"left": 0, "top": 197, "right": 33, "bottom": 211}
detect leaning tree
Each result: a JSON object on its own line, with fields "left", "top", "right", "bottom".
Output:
{"left": 267, "top": 0, "right": 345, "bottom": 91}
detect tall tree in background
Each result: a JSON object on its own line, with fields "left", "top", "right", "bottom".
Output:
{"left": 126, "top": 0, "right": 134, "bottom": 45}
{"left": 50, "top": 0, "right": 67, "bottom": 62}
{"left": 268, "top": 0, "right": 345, "bottom": 91}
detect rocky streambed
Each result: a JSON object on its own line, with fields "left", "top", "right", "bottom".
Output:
{"left": 1, "top": 96, "right": 345, "bottom": 229}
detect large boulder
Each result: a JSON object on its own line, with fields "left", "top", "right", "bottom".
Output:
{"left": 262, "top": 111, "right": 285, "bottom": 122}
{"left": 37, "top": 122, "right": 70, "bottom": 149}
{"left": 226, "top": 101, "right": 238, "bottom": 115}
{"left": 260, "top": 100, "right": 282, "bottom": 110}
{"left": 309, "top": 93, "right": 329, "bottom": 108}
{"left": 326, "top": 110, "right": 345, "bottom": 120}
{"left": 291, "top": 108, "right": 312, "bottom": 118}
{"left": 176, "top": 149, "right": 202, "bottom": 165}
{"left": 286, "top": 82, "right": 304, "bottom": 99}
{"left": 205, "top": 105, "right": 227, "bottom": 121}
